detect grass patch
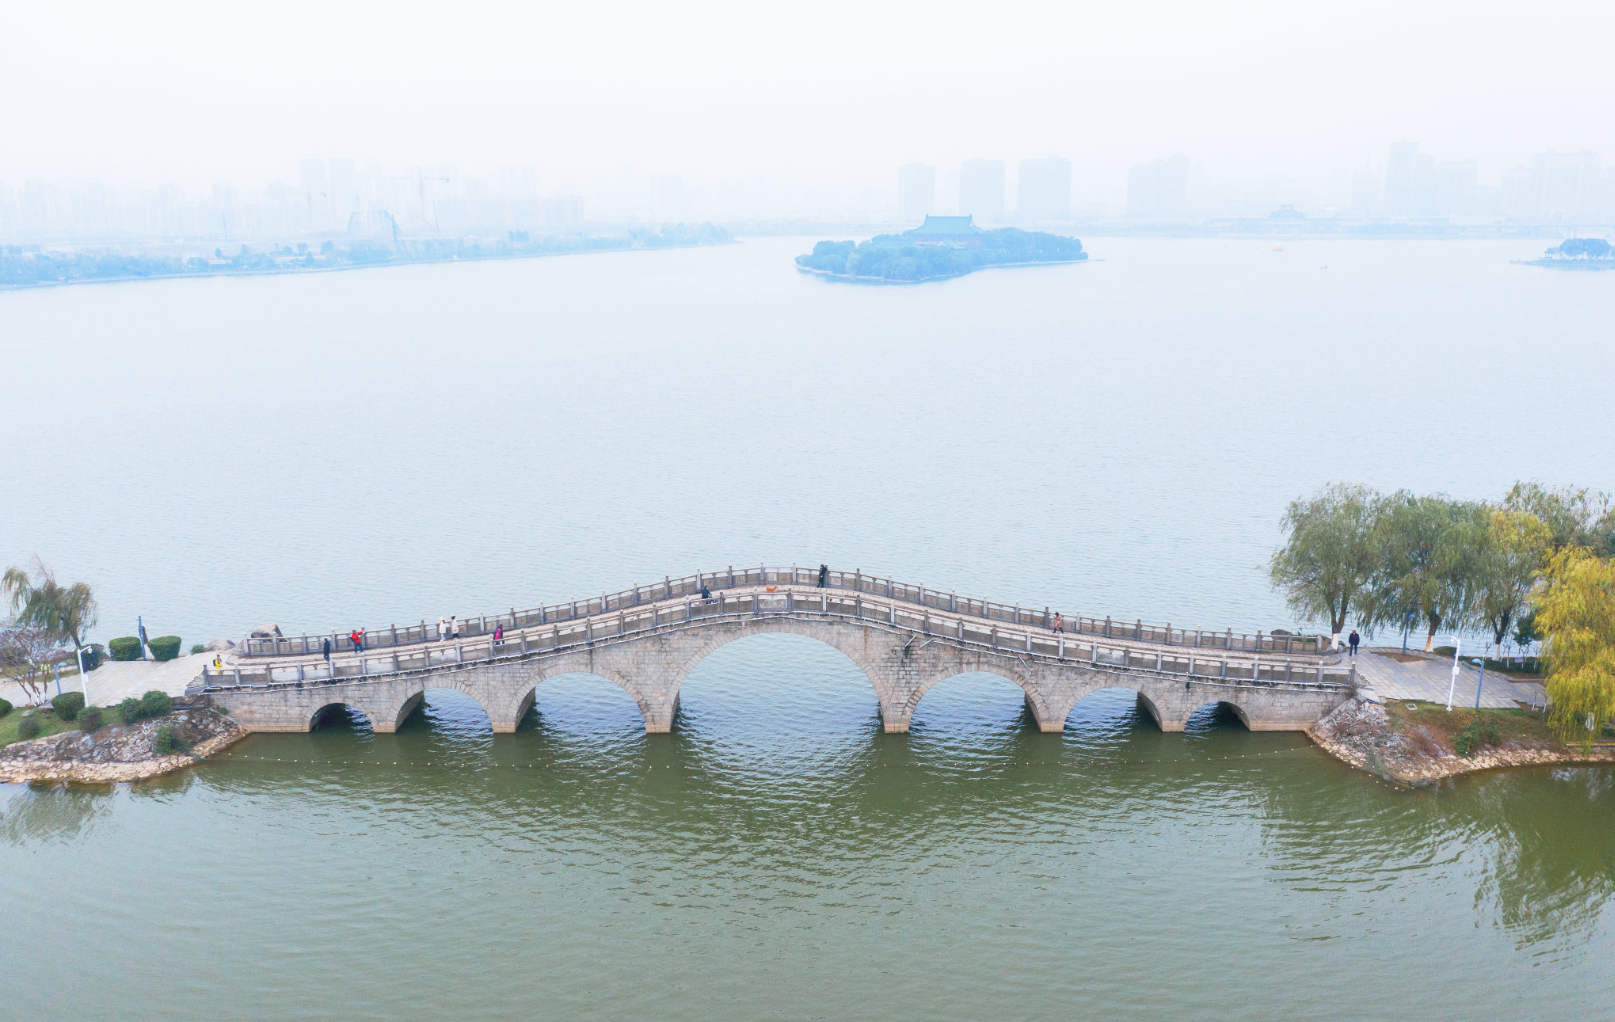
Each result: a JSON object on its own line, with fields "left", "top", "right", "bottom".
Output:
{"left": 0, "top": 708, "right": 77, "bottom": 748}
{"left": 1384, "top": 700, "right": 1561, "bottom": 757}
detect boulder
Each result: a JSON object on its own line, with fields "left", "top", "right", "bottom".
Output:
{"left": 249, "top": 624, "right": 283, "bottom": 639}
{"left": 206, "top": 638, "right": 235, "bottom": 652}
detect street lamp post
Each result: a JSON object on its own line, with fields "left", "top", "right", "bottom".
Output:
{"left": 1445, "top": 637, "right": 1462, "bottom": 711}
{"left": 75, "top": 645, "right": 91, "bottom": 706}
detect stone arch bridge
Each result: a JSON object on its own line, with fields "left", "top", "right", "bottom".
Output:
{"left": 200, "top": 565, "right": 1356, "bottom": 735}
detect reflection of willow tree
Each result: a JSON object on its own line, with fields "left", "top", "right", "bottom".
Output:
{"left": 1468, "top": 768, "right": 1615, "bottom": 949}
{"left": 1255, "top": 765, "right": 1615, "bottom": 952}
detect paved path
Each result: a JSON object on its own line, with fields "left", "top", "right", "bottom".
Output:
{"left": 1353, "top": 648, "right": 1542, "bottom": 709}
{"left": 1, "top": 652, "right": 205, "bottom": 708}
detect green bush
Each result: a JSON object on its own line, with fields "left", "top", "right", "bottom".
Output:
{"left": 117, "top": 696, "right": 144, "bottom": 724}
{"left": 1455, "top": 720, "right": 1503, "bottom": 757}
{"left": 79, "top": 644, "right": 104, "bottom": 671}
{"left": 1432, "top": 646, "right": 1457, "bottom": 658}
{"left": 147, "top": 636, "right": 182, "bottom": 662}
{"left": 79, "top": 706, "right": 104, "bottom": 732}
{"left": 0, "top": 698, "right": 11, "bottom": 717}
{"left": 16, "top": 715, "right": 41, "bottom": 740}
{"left": 190, "top": 644, "right": 206, "bottom": 655}
{"left": 153, "top": 725, "right": 189, "bottom": 756}
{"left": 140, "top": 690, "right": 172, "bottom": 717}
{"left": 51, "top": 691, "right": 85, "bottom": 721}
{"left": 108, "top": 636, "right": 143, "bottom": 661}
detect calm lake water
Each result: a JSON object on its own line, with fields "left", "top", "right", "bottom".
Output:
{"left": 2, "top": 237, "right": 1613, "bottom": 1019}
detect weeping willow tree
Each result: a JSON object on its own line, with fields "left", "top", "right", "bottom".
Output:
{"left": 1535, "top": 549, "right": 1615, "bottom": 750}
{"left": 1, "top": 559, "right": 97, "bottom": 654}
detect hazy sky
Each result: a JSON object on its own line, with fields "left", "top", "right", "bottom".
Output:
{"left": 6, "top": 0, "right": 1614, "bottom": 198}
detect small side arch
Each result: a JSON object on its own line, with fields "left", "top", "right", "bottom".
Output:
{"left": 1187, "top": 700, "right": 1252, "bottom": 731}
{"left": 495, "top": 671, "right": 664, "bottom": 733}
{"left": 309, "top": 702, "right": 373, "bottom": 732}
{"left": 899, "top": 667, "right": 1053, "bottom": 732}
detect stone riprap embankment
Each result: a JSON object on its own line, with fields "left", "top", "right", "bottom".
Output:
{"left": 0, "top": 706, "right": 247, "bottom": 784}
{"left": 1307, "top": 696, "right": 1615, "bottom": 787}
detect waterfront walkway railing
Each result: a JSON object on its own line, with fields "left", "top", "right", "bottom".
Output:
{"left": 211, "top": 587, "right": 1352, "bottom": 691}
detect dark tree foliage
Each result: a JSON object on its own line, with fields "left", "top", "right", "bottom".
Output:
{"left": 1545, "top": 238, "right": 1613, "bottom": 259}
{"left": 796, "top": 228, "right": 1085, "bottom": 282}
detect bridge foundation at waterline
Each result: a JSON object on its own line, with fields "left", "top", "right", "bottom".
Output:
{"left": 206, "top": 615, "right": 1356, "bottom": 736}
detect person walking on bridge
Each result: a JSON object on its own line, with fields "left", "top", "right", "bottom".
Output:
{"left": 818, "top": 564, "right": 828, "bottom": 588}
{"left": 1053, "top": 612, "right": 1064, "bottom": 633}
{"left": 493, "top": 624, "right": 503, "bottom": 646}
{"left": 450, "top": 616, "right": 460, "bottom": 640}
{"left": 1348, "top": 630, "right": 1360, "bottom": 657}
{"left": 351, "top": 629, "right": 365, "bottom": 654}
{"left": 438, "top": 617, "right": 448, "bottom": 643}
{"left": 322, "top": 637, "right": 331, "bottom": 662}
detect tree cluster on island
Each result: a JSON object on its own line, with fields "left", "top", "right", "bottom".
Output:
{"left": 1532, "top": 237, "right": 1614, "bottom": 263}
{"left": 1270, "top": 482, "right": 1615, "bottom": 745}
{"left": 796, "top": 228, "right": 1086, "bottom": 283}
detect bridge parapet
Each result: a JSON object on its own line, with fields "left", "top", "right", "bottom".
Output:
{"left": 209, "top": 586, "right": 1351, "bottom": 693}
{"left": 238, "top": 565, "right": 1327, "bottom": 659}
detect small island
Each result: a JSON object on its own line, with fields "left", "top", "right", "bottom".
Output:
{"left": 796, "top": 215, "right": 1087, "bottom": 284}
{"left": 1520, "top": 237, "right": 1615, "bottom": 270}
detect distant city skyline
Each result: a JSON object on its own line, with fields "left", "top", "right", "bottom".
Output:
{"left": 5, "top": 140, "right": 1615, "bottom": 243}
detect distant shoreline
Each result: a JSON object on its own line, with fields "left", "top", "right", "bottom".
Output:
{"left": 1513, "top": 259, "right": 1615, "bottom": 270}
{"left": 796, "top": 257, "right": 1089, "bottom": 286}
{"left": 0, "top": 237, "right": 736, "bottom": 294}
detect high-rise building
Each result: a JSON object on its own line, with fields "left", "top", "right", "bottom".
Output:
{"left": 1017, "top": 157, "right": 1071, "bottom": 220}
{"left": 958, "top": 159, "right": 1005, "bottom": 222}
{"left": 1125, "top": 155, "right": 1188, "bottom": 218}
{"left": 898, "top": 163, "right": 935, "bottom": 223}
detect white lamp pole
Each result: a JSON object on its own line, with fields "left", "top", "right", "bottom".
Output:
{"left": 1445, "top": 637, "right": 1462, "bottom": 711}
{"left": 76, "top": 644, "right": 91, "bottom": 707}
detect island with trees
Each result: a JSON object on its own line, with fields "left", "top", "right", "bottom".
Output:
{"left": 1520, "top": 237, "right": 1615, "bottom": 269}
{"left": 796, "top": 215, "right": 1087, "bottom": 284}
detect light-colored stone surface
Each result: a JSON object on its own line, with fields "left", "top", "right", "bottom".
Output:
{"left": 1352, "top": 649, "right": 1536, "bottom": 709}
{"left": 208, "top": 593, "right": 1355, "bottom": 736}
{"left": 1, "top": 652, "right": 206, "bottom": 709}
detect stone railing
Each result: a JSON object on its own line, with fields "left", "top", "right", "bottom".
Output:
{"left": 239, "top": 565, "right": 1323, "bottom": 658}
{"left": 212, "top": 586, "right": 1350, "bottom": 692}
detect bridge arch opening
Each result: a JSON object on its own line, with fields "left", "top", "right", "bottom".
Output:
{"left": 1064, "top": 686, "right": 1166, "bottom": 737}
{"left": 672, "top": 632, "right": 883, "bottom": 746}
{"left": 309, "top": 703, "right": 374, "bottom": 734}
{"left": 1186, "top": 701, "right": 1252, "bottom": 733}
{"left": 396, "top": 688, "right": 494, "bottom": 737}
{"left": 907, "top": 671, "right": 1038, "bottom": 739}
{"left": 515, "top": 673, "right": 654, "bottom": 738}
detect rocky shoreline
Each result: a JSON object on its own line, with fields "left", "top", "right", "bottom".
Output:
{"left": 1306, "top": 696, "right": 1615, "bottom": 787}
{"left": 0, "top": 705, "right": 248, "bottom": 784}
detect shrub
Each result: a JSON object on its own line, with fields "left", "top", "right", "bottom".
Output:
{"left": 117, "top": 696, "right": 144, "bottom": 724}
{"left": 1432, "top": 646, "right": 1457, "bottom": 658}
{"left": 80, "top": 644, "right": 104, "bottom": 671}
{"left": 16, "top": 715, "right": 41, "bottom": 740}
{"left": 79, "top": 706, "right": 104, "bottom": 732}
{"left": 51, "top": 691, "right": 85, "bottom": 721}
{"left": 153, "top": 725, "right": 189, "bottom": 755}
{"left": 0, "top": 698, "right": 11, "bottom": 717}
{"left": 140, "top": 690, "right": 172, "bottom": 718}
{"left": 147, "top": 636, "right": 182, "bottom": 662}
{"left": 108, "top": 636, "right": 143, "bottom": 661}
{"left": 190, "top": 644, "right": 206, "bottom": 655}
{"left": 1454, "top": 720, "right": 1503, "bottom": 757}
